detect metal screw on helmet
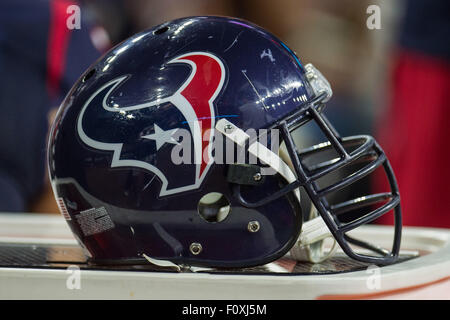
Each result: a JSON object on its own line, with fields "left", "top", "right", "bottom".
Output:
{"left": 247, "top": 221, "right": 260, "bottom": 233}
{"left": 224, "top": 124, "right": 234, "bottom": 133}
{"left": 305, "top": 64, "right": 317, "bottom": 81}
{"left": 189, "top": 242, "right": 202, "bottom": 255}
{"left": 253, "top": 172, "right": 262, "bottom": 181}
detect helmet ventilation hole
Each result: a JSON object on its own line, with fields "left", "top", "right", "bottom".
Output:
{"left": 153, "top": 26, "right": 169, "bottom": 35}
{"left": 82, "top": 68, "right": 96, "bottom": 82}
{"left": 197, "top": 192, "right": 231, "bottom": 223}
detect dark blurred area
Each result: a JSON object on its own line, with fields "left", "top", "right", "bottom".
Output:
{"left": 0, "top": 0, "right": 449, "bottom": 228}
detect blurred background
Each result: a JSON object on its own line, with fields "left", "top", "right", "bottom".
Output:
{"left": 0, "top": 0, "right": 448, "bottom": 228}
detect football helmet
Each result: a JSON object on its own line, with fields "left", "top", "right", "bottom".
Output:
{"left": 48, "top": 16, "right": 402, "bottom": 268}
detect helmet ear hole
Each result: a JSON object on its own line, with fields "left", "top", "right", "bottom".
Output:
{"left": 197, "top": 192, "right": 231, "bottom": 223}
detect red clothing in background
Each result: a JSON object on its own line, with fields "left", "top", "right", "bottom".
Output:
{"left": 377, "top": 50, "right": 450, "bottom": 228}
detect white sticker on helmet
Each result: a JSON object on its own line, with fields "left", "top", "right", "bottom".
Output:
{"left": 76, "top": 207, "right": 115, "bottom": 236}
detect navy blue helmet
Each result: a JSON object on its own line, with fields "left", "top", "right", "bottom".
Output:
{"left": 48, "top": 16, "right": 402, "bottom": 268}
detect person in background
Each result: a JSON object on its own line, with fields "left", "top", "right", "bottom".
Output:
{"left": 0, "top": 0, "right": 103, "bottom": 213}
{"left": 376, "top": 0, "right": 450, "bottom": 228}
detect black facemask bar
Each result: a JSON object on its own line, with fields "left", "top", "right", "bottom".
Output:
{"left": 230, "top": 92, "right": 402, "bottom": 265}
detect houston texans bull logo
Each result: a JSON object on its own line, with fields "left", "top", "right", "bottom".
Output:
{"left": 77, "top": 52, "right": 226, "bottom": 196}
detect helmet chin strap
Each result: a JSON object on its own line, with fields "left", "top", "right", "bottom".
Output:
{"left": 216, "top": 119, "right": 337, "bottom": 263}
{"left": 278, "top": 145, "right": 338, "bottom": 263}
